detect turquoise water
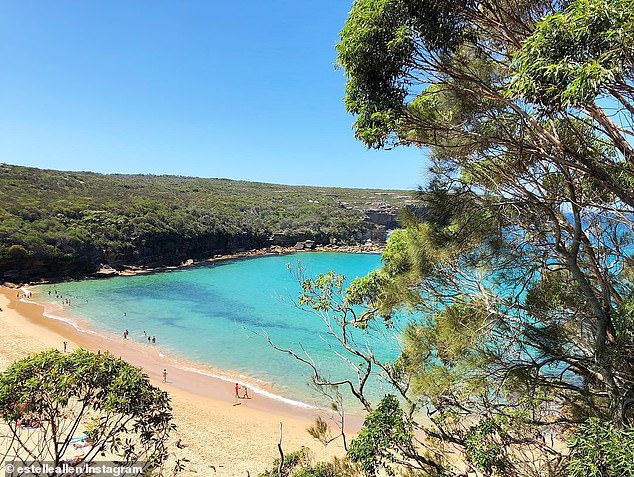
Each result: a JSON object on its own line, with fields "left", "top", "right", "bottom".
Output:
{"left": 37, "top": 253, "right": 404, "bottom": 408}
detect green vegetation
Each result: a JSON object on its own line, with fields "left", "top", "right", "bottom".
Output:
{"left": 346, "top": 395, "right": 416, "bottom": 477}
{"left": 568, "top": 418, "right": 634, "bottom": 477}
{"left": 0, "top": 349, "right": 174, "bottom": 474}
{"left": 259, "top": 448, "right": 358, "bottom": 477}
{"left": 277, "top": 0, "right": 634, "bottom": 475}
{"left": 0, "top": 164, "right": 409, "bottom": 281}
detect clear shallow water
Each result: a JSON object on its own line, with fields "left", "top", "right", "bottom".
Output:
{"left": 36, "top": 253, "right": 404, "bottom": 408}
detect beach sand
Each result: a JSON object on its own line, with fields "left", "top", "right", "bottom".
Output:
{"left": 0, "top": 287, "right": 355, "bottom": 476}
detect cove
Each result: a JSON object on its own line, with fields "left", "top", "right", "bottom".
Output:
{"left": 36, "top": 252, "right": 404, "bottom": 408}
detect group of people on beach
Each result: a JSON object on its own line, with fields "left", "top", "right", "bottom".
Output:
{"left": 143, "top": 330, "right": 157, "bottom": 343}
{"left": 17, "top": 417, "right": 40, "bottom": 429}
{"left": 48, "top": 289, "right": 84, "bottom": 306}
{"left": 17, "top": 290, "right": 32, "bottom": 299}
{"left": 121, "top": 329, "right": 157, "bottom": 343}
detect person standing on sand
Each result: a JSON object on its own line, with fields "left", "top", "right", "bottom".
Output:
{"left": 235, "top": 383, "right": 239, "bottom": 399}
{"left": 163, "top": 369, "right": 167, "bottom": 383}
{"left": 63, "top": 341, "right": 67, "bottom": 353}
{"left": 242, "top": 385, "right": 249, "bottom": 399}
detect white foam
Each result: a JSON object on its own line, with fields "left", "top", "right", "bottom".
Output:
{"left": 40, "top": 310, "right": 99, "bottom": 335}
{"left": 29, "top": 295, "right": 101, "bottom": 337}
{"left": 179, "top": 365, "right": 317, "bottom": 410}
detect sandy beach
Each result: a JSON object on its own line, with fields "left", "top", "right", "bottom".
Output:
{"left": 0, "top": 286, "right": 355, "bottom": 476}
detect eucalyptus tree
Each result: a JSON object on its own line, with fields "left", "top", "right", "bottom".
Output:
{"left": 286, "top": 0, "right": 634, "bottom": 475}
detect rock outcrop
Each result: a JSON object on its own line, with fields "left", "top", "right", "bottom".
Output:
{"left": 294, "top": 240, "right": 316, "bottom": 250}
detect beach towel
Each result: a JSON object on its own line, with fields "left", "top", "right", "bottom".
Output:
{"left": 70, "top": 432, "right": 89, "bottom": 443}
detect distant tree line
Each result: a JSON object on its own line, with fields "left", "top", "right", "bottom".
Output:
{"left": 0, "top": 164, "right": 409, "bottom": 281}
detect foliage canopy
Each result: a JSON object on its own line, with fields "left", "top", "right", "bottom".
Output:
{"left": 283, "top": 0, "right": 634, "bottom": 475}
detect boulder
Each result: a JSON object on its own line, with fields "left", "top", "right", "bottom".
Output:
{"left": 294, "top": 240, "right": 316, "bottom": 250}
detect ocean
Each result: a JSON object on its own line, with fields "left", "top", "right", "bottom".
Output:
{"left": 36, "top": 252, "right": 406, "bottom": 409}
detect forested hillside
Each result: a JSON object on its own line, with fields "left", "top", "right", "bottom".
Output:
{"left": 0, "top": 164, "right": 410, "bottom": 281}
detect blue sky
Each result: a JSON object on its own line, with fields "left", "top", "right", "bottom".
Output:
{"left": 0, "top": 1, "right": 429, "bottom": 190}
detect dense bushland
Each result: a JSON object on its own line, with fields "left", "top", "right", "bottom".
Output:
{"left": 0, "top": 164, "right": 409, "bottom": 281}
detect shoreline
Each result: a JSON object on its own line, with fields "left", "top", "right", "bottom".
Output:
{"left": 5, "top": 286, "right": 365, "bottom": 421}
{"left": 4, "top": 243, "right": 384, "bottom": 287}
{"left": 31, "top": 289, "right": 328, "bottom": 414}
{"left": 0, "top": 286, "right": 360, "bottom": 475}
